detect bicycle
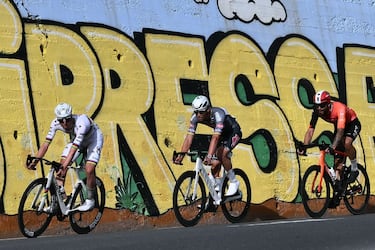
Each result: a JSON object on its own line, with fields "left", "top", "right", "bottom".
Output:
{"left": 297, "top": 141, "right": 370, "bottom": 218}
{"left": 18, "top": 155, "right": 106, "bottom": 238}
{"left": 172, "top": 150, "right": 251, "bottom": 227}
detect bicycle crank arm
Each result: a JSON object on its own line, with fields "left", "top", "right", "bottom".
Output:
{"left": 66, "top": 207, "right": 81, "bottom": 214}
{"left": 222, "top": 191, "right": 242, "bottom": 203}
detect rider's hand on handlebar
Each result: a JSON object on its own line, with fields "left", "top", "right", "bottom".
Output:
{"left": 203, "top": 155, "right": 212, "bottom": 165}
{"left": 26, "top": 160, "right": 38, "bottom": 170}
{"left": 325, "top": 145, "right": 335, "bottom": 155}
{"left": 56, "top": 165, "right": 67, "bottom": 179}
{"left": 173, "top": 153, "right": 184, "bottom": 165}
{"left": 296, "top": 140, "right": 307, "bottom": 156}
{"left": 297, "top": 147, "right": 306, "bottom": 156}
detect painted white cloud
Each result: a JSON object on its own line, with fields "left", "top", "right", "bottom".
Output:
{"left": 195, "top": 0, "right": 209, "bottom": 3}
{"left": 217, "top": 0, "right": 287, "bottom": 24}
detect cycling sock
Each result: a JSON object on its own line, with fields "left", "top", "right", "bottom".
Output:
{"left": 227, "top": 169, "right": 236, "bottom": 182}
{"left": 87, "top": 187, "right": 96, "bottom": 200}
{"left": 350, "top": 159, "right": 358, "bottom": 171}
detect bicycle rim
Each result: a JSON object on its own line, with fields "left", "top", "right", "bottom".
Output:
{"left": 69, "top": 177, "right": 106, "bottom": 234}
{"left": 221, "top": 168, "right": 251, "bottom": 223}
{"left": 301, "top": 165, "right": 331, "bottom": 218}
{"left": 18, "top": 178, "right": 54, "bottom": 238}
{"left": 173, "top": 171, "right": 206, "bottom": 227}
{"left": 344, "top": 164, "right": 370, "bottom": 215}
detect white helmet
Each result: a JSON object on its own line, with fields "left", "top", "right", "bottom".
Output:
{"left": 54, "top": 103, "right": 72, "bottom": 119}
{"left": 192, "top": 95, "right": 210, "bottom": 112}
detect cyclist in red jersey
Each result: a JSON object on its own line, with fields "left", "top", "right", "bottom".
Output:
{"left": 298, "top": 90, "right": 361, "bottom": 186}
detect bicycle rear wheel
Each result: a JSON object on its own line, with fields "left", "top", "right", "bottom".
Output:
{"left": 221, "top": 168, "right": 251, "bottom": 223}
{"left": 344, "top": 164, "right": 370, "bottom": 215}
{"left": 69, "top": 177, "right": 105, "bottom": 234}
{"left": 173, "top": 171, "right": 206, "bottom": 227}
{"left": 18, "top": 178, "right": 54, "bottom": 238}
{"left": 301, "top": 165, "right": 331, "bottom": 218}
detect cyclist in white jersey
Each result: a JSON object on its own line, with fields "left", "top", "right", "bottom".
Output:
{"left": 27, "top": 103, "right": 103, "bottom": 212}
{"left": 173, "top": 95, "right": 242, "bottom": 197}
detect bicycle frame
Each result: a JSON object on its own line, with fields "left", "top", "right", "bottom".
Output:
{"left": 37, "top": 162, "right": 86, "bottom": 215}
{"left": 187, "top": 151, "right": 242, "bottom": 205}
{"left": 317, "top": 145, "right": 351, "bottom": 192}
{"left": 316, "top": 148, "right": 331, "bottom": 193}
{"left": 193, "top": 155, "right": 221, "bottom": 204}
{"left": 299, "top": 142, "right": 337, "bottom": 194}
{"left": 173, "top": 150, "right": 251, "bottom": 226}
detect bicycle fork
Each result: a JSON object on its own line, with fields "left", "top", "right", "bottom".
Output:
{"left": 37, "top": 169, "right": 55, "bottom": 212}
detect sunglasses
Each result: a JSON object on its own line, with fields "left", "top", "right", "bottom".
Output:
{"left": 58, "top": 116, "right": 72, "bottom": 123}
{"left": 194, "top": 110, "right": 207, "bottom": 115}
{"left": 314, "top": 103, "right": 328, "bottom": 109}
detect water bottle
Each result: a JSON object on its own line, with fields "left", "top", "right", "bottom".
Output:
{"left": 329, "top": 168, "right": 336, "bottom": 181}
{"left": 59, "top": 185, "right": 67, "bottom": 200}
{"left": 208, "top": 173, "right": 215, "bottom": 187}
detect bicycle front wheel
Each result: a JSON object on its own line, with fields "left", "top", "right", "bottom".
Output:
{"left": 18, "top": 178, "right": 54, "bottom": 238}
{"left": 221, "top": 168, "right": 251, "bottom": 223}
{"left": 172, "top": 171, "right": 206, "bottom": 227}
{"left": 344, "top": 164, "right": 370, "bottom": 215}
{"left": 69, "top": 177, "right": 106, "bottom": 234}
{"left": 300, "top": 165, "right": 331, "bottom": 218}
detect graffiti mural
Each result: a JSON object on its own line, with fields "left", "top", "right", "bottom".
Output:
{"left": 0, "top": 0, "right": 374, "bottom": 217}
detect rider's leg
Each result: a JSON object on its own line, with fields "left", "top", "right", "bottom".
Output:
{"left": 344, "top": 136, "right": 357, "bottom": 171}
{"left": 76, "top": 161, "right": 97, "bottom": 212}
{"left": 85, "top": 162, "right": 97, "bottom": 200}
{"left": 344, "top": 136, "right": 359, "bottom": 183}
{"left": 221, "top": 147, "right": 239, "bottom": 196}
{"left": 57, "top": 143, "right": 80, "bottom": 199}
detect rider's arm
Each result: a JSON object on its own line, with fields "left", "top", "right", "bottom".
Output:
{"left": 181, "top": 133, "right": 194, "bottom": 153}
{"left": 27, "top": 119, "right": 58, "bottom": 170}
{"left": 331, "top": 103, "right": 346, "bottom": 149}
{"left": 207, "top": 133, "right": 220, "bottom": 157}
{"left": 303, "top": 110, "right": 319, "bottom": 145}
{"left": 61, "top": 115, "right": 91, "bottom": 170}
{"left": 61, "top": 145, "right": 78, "bottom": 171}
{"left": 332, "top": 128, "right": 344, "bottom": 149}
{"left": 303, "top": 127, "right": 315, "bottom": 145}
{"left": 27, "top": 140, "right": 51, "bottom": 169}
{"left": 173, "top": 133, "right": 194, "bottom": 164}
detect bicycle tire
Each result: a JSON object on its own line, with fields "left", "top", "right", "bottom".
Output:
{"left": 301, "top": 165, "right": 331, "bottom": 218}
{"left": 18, "top": 178, "right": 54, "bottom": 238}
{"left": 344, "top": 164, "right": 370, "bottom": 215}
{"left": 69, "top": 177, "right": 106, "bottom": 234}
{"left": 221, "top": 168, "right": 251, "bottom": 223}
{"left": 173, "top": 171, "right": 206, "bottom": 227}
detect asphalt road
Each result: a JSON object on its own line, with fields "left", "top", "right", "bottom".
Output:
{"left": 2, "top": 213, "right": 375, "bottom": 250}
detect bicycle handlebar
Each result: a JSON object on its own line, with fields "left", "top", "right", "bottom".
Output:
{"left": 295, "top": 140, "right": 347, "bottom": 156}
{"left": 26, "top": 155, "right": 62, "bottom": 171}
{"left": 173, "top": 150, "right": 207, "bottom": 157}
{"left": 172, "top": 150, "right": 208, "bottom": 165}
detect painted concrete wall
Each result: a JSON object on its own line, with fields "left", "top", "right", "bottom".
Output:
{"left": 0, "top": 0, "right": 374, "bottom": 216}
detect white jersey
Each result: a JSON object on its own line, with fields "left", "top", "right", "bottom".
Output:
{"left": 46, "top": 114, "right": 100, "bottom": 148}
{"left": 46, "top": 114, "right": 103, "bottom": 164}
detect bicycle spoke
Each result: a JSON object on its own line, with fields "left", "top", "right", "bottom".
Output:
{"left": 344, "top": 164, "right": 370, "bottom": 214}
{"left": 221, "top": 168, "right": 251, "bottom": 223}
{"left": 173, "top": 171, "right": 206, "bottom": 227}
{"left": 18, "top": 178, "right": 53, "bottom": 238}
{"left": 69, "top": 177, "right": 105, "bottom": 234}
